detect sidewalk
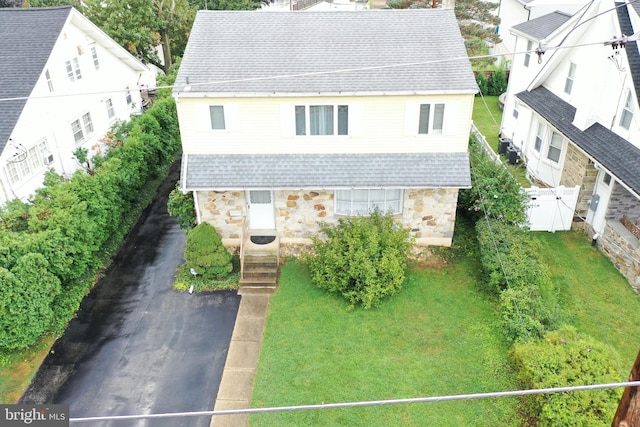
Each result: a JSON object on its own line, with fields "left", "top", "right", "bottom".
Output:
{"left": 210, "top": 293, "right": 271, "bottom": 427}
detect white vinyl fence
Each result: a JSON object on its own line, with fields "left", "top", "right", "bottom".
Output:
{"left": 525, "top": 185, "right": 580, "bottom": 231}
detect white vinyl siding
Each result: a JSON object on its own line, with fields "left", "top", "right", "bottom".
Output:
{"left": 335, "top": 189, "right": 403, "bottom": 215}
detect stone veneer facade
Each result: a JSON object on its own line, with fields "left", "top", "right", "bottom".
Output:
{"left": 559, "top": 144, "right": 597, "bottom": 220}
{"left": 196, "top": 188, "right": 459, "bottom": 255}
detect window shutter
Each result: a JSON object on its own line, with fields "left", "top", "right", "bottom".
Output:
{"left": 404, "top": 102, "right": 419, "bottom": 136}
{"left": 226, "top": 103, "right": 239, "bottom": 131}
{"left": 280, "top": 104, "right": 294, "bottom": 137}
{"left": 349, "top": 103, "right": 363, "bottom": 136}
{"left": 444, "top": 102, "right": 458, "bottom": 135}
{"left": 198, "top": 104, "right": 211, "bottom": 131}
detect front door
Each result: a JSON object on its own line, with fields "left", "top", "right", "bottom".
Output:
{"left": 247, "top": 190, "right": 275, "bottom": 230}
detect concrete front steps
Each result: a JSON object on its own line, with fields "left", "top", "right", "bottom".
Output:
{"left": 238, "top": 254, "right": 279, "bottom": 295}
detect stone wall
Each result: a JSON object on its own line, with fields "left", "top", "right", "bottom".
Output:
{"left": 560, "top": 144, "right": 597, "bottom": 219}
{"left": 606, "top": 183, "right": 640, "bottom": 222}
{"left": 197, "top": 188, "right": 459, "bottom": 254}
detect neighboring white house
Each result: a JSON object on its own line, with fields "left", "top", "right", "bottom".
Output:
{"left": 500, "top": 0, "right": 640, "bottom": 289}
{"left": 174, "top": 9, "right": 478, "bottom": 254}
{"left": 494, "top": 0, "right": 589, "bottom": 60}
{"left": 0, "top": 6, "right": 155, "bottom": 205}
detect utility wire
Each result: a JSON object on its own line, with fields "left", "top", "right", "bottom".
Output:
{"left": 68, "top": 381, "right": 640, "bottom": 423}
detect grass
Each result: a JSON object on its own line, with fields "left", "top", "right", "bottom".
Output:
{"left": 0, "top": 334, "right": 56, "bottom": 403}
{"left": 534, "top": 230, "right": 640, "bottom": 370}
{"left": 472, "top": 94, "right": 530, "bottom": 187}
{"left": 250, "top": 247, "right": 524, "bottom": 425}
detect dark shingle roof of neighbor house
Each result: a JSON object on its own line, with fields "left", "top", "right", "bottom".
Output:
{"left": 615, "top": 2, "right": 640, "bottom": 111}
{"left": 0, "top": 6, "right": 72, "bottom": 155}
{"left": 517, "top": 86, "right": 640, "bottom": 197}
{"left": 511, "top": 10, "right": 572, "bottom": 40}
{"left": 174, "top": 9, "right": 478, "bottom": 95}
{"left": 182, "top": 152, "right": 471, "bottom": 190}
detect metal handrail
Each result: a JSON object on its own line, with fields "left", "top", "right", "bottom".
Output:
{"left": 240, "top": 215, "right": 248, "bottom": 280}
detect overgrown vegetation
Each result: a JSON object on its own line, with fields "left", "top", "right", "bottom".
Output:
{"left": 305, "top": 210, "right": 413, "bottom": 309}
{"left": 0, "top": 87, "right": 181, "bottom": 353}
{"left": 167, "top": 181, "right": 196, "bottom": 231}
{"left": 459, "top": 135, "right": 624, "bottom": 424}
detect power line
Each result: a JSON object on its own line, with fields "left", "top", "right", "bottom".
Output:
{"left": 68, "top": 381, "right": 640, "bottom": 423}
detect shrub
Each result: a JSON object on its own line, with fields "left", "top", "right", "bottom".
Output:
{"left": 459, "top": 137, "right": 528, "bottom": 225}
{"left": 499, "top": 285, "right": 557, "bottom": 343}
{"left": 511, "top": 326, "right": 622, "bottom": 426}
{"left": 0, "top": 254, "right": 60, "bottom": 351}
{"left": 167, "top": 182, "right": 196, "bottom": 231}
{"left": 475, "top": 72, "right": 488, "bottom": 96}
{"left": 487, "top": 69, "right": 508, "bottom": 96}
{"left": 185, "top": 222, "right": 232, "bottom": 280}
{"left": 305, "top": 210, "right": 413, "bottom": 309}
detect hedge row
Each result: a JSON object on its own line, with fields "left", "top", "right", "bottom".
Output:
{"left": 461, "top": 136, "right": 621, "bottom": 425}
{"left": 0, "top": 93, "right": 181, "bottom": 352}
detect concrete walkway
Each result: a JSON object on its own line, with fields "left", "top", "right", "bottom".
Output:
{"left": 210, "top": 293, "right": 271, "bottom": 427}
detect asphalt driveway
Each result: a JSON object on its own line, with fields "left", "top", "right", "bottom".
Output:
{"left": 19, "top": 164, "right": 241, "bottom": 426}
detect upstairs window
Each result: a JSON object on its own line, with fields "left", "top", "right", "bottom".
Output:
{"left": 513, "top": 104, "right": 519, "bottom": 119}
{"left": 125, "top": 86, "right": 132, "bottom": 105}
{"left": 335, "top": 189, "right": 402, "bottom": 216}
{"left": 45, "top": 69, "right": 54, "bottom": 92}
{"left": 295, "top": 105, "right": 348, "bottom": 136}
{"left": 418, "top": 103, "right": 445, "bottom": 135}
{"left": 209, "top": 106, "right": 226, "bottom": 130}
{"left": 564, "top": 62, "right": 576, "bottom": 95}
{"left": 71, "top": 112, "right": 94, "bottom": 144}
{"left": 105, "top": 98, "right": 115, "bottom": 119}
{"left": 91, "top": 46, "right": 100, "bottom": 70}
{"left": 65, "top": 58, "right": 82, "bottom": 82}
{"left": 620, "top": 91, "right": 634, "bottom": 130}
{"left": 524, "top": 40, "right": 533, "bottom": 67}
{"left": 547, "top": 132, "right": 563, "bottom": 163}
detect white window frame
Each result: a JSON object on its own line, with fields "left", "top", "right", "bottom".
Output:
{"left": 534, "top": 122, "right": 544, "bottom": 152}
{"left": 4, "top": 139, "right": 51, "bottom": 184}
{"left": 524, "top": 40, "right": 533, "bottom": 67}
{"left": 564, "top": 62, "right": 576, "bottom": 95}
{"left": 547, "top": 131, "right": 563, "bottom": 163}
{"left": 91, "top": 46, "right": 100, "bottom": 70}
{"left": 512, "top": 104, "right": 519, "bottom": 119}
{"left": 335, "top": 189, "right": 403, "bottom": 216}
{"left": 295, "top": 104, "right": 349, "bottom": 136}
{"left": 45, "top": 69, "right": 54, "bottom": 92}
{"left": 620, "top": 91, "right": 634, "bottom": 130}
{"left": 105, "top": 98, "right": 115, "bottom": 119}
{"left": 418, "top": 103, "right": 445, "bottom": 135}
{"left": 125, "top": 86, "right": 133, "bottom": 105}
{"left": 65, "top": 57, "right": 82, "bottom": 82}
{"left": 71, "top": 112, "right": 94, "bottom": 144}
{"left": 209, "top": 105, "right": 226, "bottom": 130}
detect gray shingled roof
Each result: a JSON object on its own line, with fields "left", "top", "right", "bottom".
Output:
{"left": 174, "top": 10, "right": 477, "bottom": 95}
{"left": 182, "top": 152, "right": 471, "bottom": 190}
{"left": 517, "top": 86, "right": 640, "bottom": 197}
{"left": 0, "top": 7, "right": 72, "bottom": 155}
{"left": 511, "top": 10, "right": 572, "bottom": 40}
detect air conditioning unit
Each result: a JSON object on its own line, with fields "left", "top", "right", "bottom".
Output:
{"left": 43, "top": 154, "right": 54, "bottom": 165}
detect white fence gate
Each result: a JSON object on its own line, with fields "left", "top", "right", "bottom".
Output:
{"left": 525, "top": 185, "right": 580, "bottom": 231}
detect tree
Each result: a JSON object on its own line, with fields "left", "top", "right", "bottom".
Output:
{"left": 83, "top": 0, "right": 195, "bottom": 74}
{"left": 306, "top": 210, "right": 413, "bottom": 309}
{"left": 187, "top": 0, "right": 260, "bottom": 10}
{"left": 167, "top": 182, "right": 197, "bottom": 231}
{"left": 387, "top": 0, "right": 500, "bottom": 68}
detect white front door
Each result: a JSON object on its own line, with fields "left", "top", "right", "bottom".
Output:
{"left": 248, "top": 190, "right": 275, "bottom": 230}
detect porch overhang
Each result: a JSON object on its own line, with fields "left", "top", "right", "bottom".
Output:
{"left": 181, "top": 152, "right": 471, "bottom": 191}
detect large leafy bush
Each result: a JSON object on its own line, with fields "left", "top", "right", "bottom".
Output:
{"left": 511, "top": 326, "right": 622, "bottom": 426}
{"left": 185, "top": 222, "right": 232, "bottom": 280}
{"left": 306, "top": 210, "right": 413, "bottom": 309}
{"left": 167, "top": 182, "right": 196, "bottom": 231}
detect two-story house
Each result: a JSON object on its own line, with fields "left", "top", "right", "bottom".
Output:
{"left": 0, "top": 6, "right": 155, "bottom": 205}
{"left": 500, "top": 0, "right": 640, "bottom": 289}
{"left": 174, "top": 9, "right": 477, "bottom": 260}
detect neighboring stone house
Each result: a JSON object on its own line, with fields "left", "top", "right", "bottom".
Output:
{"left": 174, "top": 9, "right": 477, "bottom": 256}
{"left": 0, "top": 6, "right": 155, "bottom": 205}
{"left": 501, "top": 0, "right": 640, "bottom": 289}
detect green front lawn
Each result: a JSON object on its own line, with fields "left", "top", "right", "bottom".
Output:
{"left": 472, "top": 95, "right": 502, "bottom": 151}
{"left": 250, "top": 253, "right": 523, "bottom": 425}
